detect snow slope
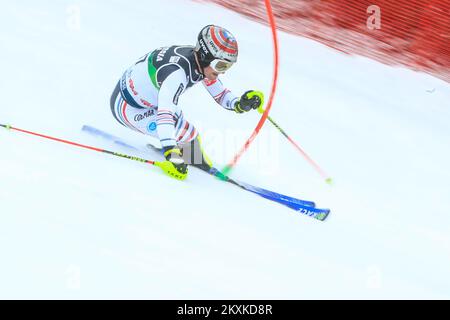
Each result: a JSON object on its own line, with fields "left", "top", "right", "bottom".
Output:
{"left": 1, "top": 0, "right": 449, "bottom": 299}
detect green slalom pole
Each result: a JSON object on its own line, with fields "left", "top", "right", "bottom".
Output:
{"left": 256, "top": 108, "right": 333, "bottom": 185}
{"left": 0, "top": 123, "right": 186, "bottom": 180}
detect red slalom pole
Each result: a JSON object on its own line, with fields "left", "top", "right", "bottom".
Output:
{"left": 2, "top": 124, "right": 122, "bottom": 156}
{"left": 222, "top": 0, "right": 279, "bottom": 176}
{"left": 0, "top": 123, "right": 179, "bottom": 173}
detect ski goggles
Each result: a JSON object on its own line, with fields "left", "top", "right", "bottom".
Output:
{"left": 209, "top": 59, "right": 234, "bottom": 73}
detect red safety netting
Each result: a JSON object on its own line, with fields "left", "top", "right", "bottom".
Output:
{"left": 200, "top": 0, "right": 450, "bottom": 82}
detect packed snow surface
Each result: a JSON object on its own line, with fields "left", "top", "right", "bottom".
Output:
{"left": 1, "top": 0, "right": 449, "bottom": 299}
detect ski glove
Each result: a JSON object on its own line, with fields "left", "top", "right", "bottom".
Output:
{"left": 234, "top": 90, "right": 264, "bottom": 113}
{"left": 163, "top": 146, "right": 188, "bottom": 179}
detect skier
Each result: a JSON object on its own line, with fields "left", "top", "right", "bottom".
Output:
{"left": 110, "top": 25, "right": 264, "bottom": 180}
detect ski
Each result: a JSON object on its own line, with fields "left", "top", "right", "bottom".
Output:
{"left": 144, "top": 142, "right": 317, "bottom": 208}
{"left": 206, "top": 167, "right": 329, "bottom": 221}
{"left": 82, "top": 125, "right": 329, "bottom": 220}
{"left": 82, "top": 125, "right": 139, "bottom": 150}
{"left": 231, "top": 177, "right": 316, "bottom": 208}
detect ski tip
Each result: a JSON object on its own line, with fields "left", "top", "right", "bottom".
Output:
{"left": 81, "top": 125, "right": 94, "bottom": 132}
{"left": 114, "top": 140, "right": 139, "bottom": 150}
{"left": 317, "top": 209, "right": 331, "bottom": 221}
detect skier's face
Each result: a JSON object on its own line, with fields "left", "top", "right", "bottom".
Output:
{"left": 203, "top": 65, "right": 222, "bottom": 81}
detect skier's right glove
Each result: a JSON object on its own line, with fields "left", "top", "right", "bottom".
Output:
{"left": 234, "top": 90, "right": 264, "bottom": 113}
{"left": 162, "top": 146, "right": 188, "bottom": 180}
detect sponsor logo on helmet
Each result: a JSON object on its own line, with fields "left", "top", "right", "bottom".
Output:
{"left": 207, "top": 39, "right": 219, "bottom": 54}
{"left": 199, "top": 38, "right": 209, "bottom": 55}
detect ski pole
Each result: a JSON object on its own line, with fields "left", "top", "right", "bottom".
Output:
{"left": 256, "top": 108, "right": 333, "bottom": 185}
{"left": 0, "top": 123, "right": 183, "bottom": 180}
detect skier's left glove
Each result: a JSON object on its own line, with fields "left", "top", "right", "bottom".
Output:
{"left": 234, "top": 90, "right": 264, "bottom": 113}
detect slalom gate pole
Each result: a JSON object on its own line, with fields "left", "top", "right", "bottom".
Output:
{"left": 0, "top": 123, "right": 170, "bottom": 173}
{"left": 222, "top": 0, "right": 279, "bottom": 176}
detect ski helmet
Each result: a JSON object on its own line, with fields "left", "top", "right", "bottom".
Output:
{"left": 195, "top": 25, "right": 238, "bottom": 69}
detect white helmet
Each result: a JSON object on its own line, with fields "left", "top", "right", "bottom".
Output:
{"left": 195, "top": 25, "right": 238, "bottom": 70}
